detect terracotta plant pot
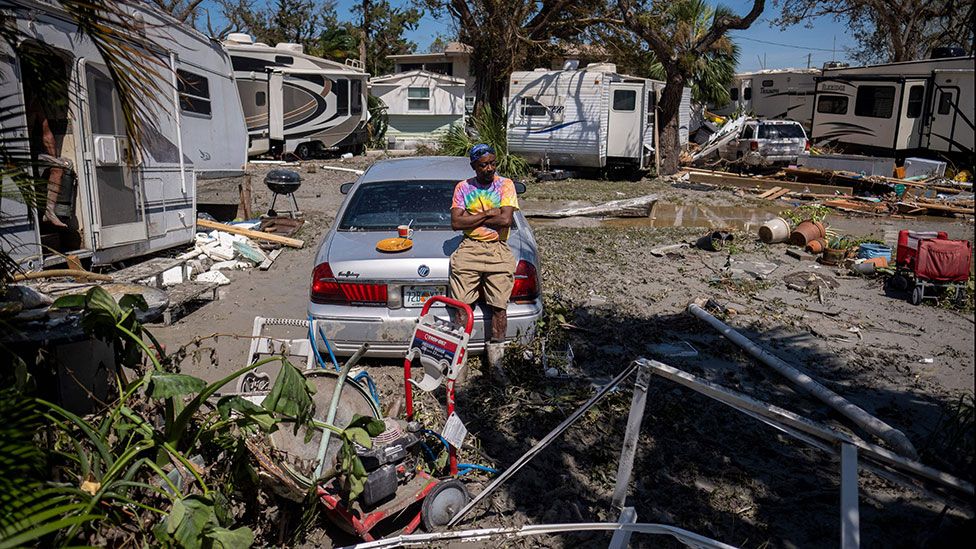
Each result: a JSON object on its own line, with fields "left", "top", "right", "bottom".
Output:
{"left": 805, "top": 238, "right": 827, "bottom": 254}
{"left": 759, "top": 217, "right": 790, "bottom": 244}
{"left": 821, "top": 247, "right": 847, "bottom": 265}
{"left": 789, "top": 220, "right": 827, "bottom": 246}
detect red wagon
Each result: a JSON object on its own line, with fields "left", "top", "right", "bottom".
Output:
{"left": 889, "top": 230, "right": 972, "bottom": 305}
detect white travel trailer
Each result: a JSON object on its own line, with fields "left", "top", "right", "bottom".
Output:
{"left": 810, "top": 56, "right": 974, "bottom": 160}
{"left": 712, "top": 69, "right": 820, "bottom": 128}
{"left": 0, "top": 0, "right": 248, "bottom": 269}
{"left": 223, "top": 35, "right": 369, "bottom": 159}
{"left": 506, "top": 64, "right": 691, "bottom": 170}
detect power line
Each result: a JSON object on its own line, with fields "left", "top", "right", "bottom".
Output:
{"left": 733, "top": 35, "right": 839, "bottom": 52}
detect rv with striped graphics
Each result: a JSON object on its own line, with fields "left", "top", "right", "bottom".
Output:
{"left": 0, "top": 0, "right": 247, "bottom": 269}
{"left": 809, "top": 55, "right": 974, "bottom": 162}
{"left": 223, "top": 34, "right": 369, "bottom": 159}
{"left": 711, "top": 68, "right": 820, "bottom": 129}
{"left": 506, "top": 64, "right": 690, "bottom": 170}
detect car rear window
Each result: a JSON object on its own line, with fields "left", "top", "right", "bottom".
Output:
{"left": 758, "top": 124, "right": 806, "bottom": 139}
{"left": 339, "top": 180, "right": 520, "bottom": 232}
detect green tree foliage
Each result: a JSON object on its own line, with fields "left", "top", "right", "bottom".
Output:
{"left": 598, "top": 0, "right": 739, "bottom": 106}
{"left": 148, "top": 0, "right": 206, "bottom": 24}
{"left": 353, "top": 1, "right": 423, "bottom": 76}
{"left": 425, "top": 0, "right": 614, "bottom": 110}
{"left": 771, "top": 0, "right": 974, "bottom": 64}
{"left": 439, "top": 105, "right": 530, "bottom": 177}
{"left": 617, "top": 0, "right": 764, "bottom": 175}
{"left": 215, "top": 0, "right": 340, "bottom": 47}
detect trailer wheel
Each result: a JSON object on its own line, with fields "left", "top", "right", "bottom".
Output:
{"left": 888, "top": 273, "right": 909, "bottom": 292}
{"left": 295, "top": 143, "right": 313, "bottom": 160}
{"left": 910, "top": 285, "right": 924, "bottom": 306}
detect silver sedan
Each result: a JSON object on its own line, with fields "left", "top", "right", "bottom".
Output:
{"left": 307, "top": 156, "right": 543, "bottom": 357}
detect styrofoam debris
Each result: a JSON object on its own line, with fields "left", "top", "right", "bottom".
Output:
{"left": 196, "top": 271, "right": 231, "bottom": 285}
{"left": 161, "top": 265, "right": 187, "bottom": 287}
{"left": 210, "top": 260, "right": 250, "bottom": 271}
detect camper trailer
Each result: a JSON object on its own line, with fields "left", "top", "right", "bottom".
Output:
{"left": 810, "top": 56, "right": 974, "bottom": 160}
{"left": 0, "top": 0, "right": 248, "bottom": 269}
{"left": 506, "top": 64, "right": 691, "bottom": 170}
{"left": 712, "top": 69, "right": 820, "bottom": 128}
{"left": 223, "top": 35, "right": 369, "bottom": 159}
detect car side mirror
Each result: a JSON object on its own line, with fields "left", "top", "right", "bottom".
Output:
{"left": 340, "top": 182, "right": 355, "bottom": 194}
{"left": 514, "top": 181, "right": 527, "bottom": 194}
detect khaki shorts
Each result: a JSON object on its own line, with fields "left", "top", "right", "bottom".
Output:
{"left": 449, "top": 239, "right": 516, "bottom": 309}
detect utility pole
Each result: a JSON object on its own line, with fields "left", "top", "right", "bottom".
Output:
{"left": 807, "top": 53, "right": 811, "bottom": 68}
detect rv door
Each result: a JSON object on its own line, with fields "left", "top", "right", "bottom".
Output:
{"left": 78, "top": 59, "right": 148, "bottom": 248}
{"left": 0, "top": 51, "right": 42, "bottom": 268}
{"left": 607, "top": 83, "right": 644, "bottom": 159}
{"left": 268, "top": 71, "right": 284, "bottom": 142}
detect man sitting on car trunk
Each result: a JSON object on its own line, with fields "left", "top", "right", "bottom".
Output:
{"left": 449, "top": 144, "right": 519, "bottom": 379}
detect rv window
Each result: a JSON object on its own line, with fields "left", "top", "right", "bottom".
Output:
{"left": 743, "top": 88, "right": 752, "bottom": 100}
{"left": 937, "top": 91, "right": 952, "bottom": 115}
{"left": 351, "top": 80, "right": 363, "bottom": 115}
{"left": 762, "top": 79, "right": 774, "bottom": 87}
{"left": 465, "top": 96, "right": 475, "bottom": 114}
{"left": 177, "top": 69, "right": 211, "bottom": 116}
{"left": 256, "top": 91, "right": 266, "bottom": 107}
{"left": 612, "top": 89, "right": 636, "bottom": 111}
{"left": 335, "top": 78, "right": 349, "bottom": 115}
{"left": 906, "top": 85, "right": 924, "bottom": 118}
{"left": 817, "top": 95, "right": 848, "bottom": 114}
{"left": 854, "top": 85, "right": 895, "bottom": 118}
{"left": 519, "top": 97, "right": 547, "bottom": 117}
{"left": 408, "top": 87, "right": 430, "bottom": 111}
{"left": 274, "top": 55, "right": 294, "bottom": 65}
{"left": 729, "top": 87, "right": 739, "bottom": 100}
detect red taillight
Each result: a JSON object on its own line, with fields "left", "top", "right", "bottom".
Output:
{"left": 511, "top": 260, "right": 540, "bottom": 302}
{"left": 749, "top": 140, "right": 759, "bottom": 151}
{"left": 311, "top": 262, "right": 387, "bottom": 305}
{"left": 804, "top": 139, "right": 811, "bottom": 152}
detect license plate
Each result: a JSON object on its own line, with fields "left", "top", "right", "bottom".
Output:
{"left": 403, "top": 285, "right": 446, "bottom": 308}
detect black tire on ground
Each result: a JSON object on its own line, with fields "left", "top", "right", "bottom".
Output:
{"left": 890, "top": 274, "right": 910, "bottom": 292}
{"left": 910, "top": 284, "right": 924, "bottom": 306}
{"left": 294, "top": 143, "right": 313, "bottom": 160}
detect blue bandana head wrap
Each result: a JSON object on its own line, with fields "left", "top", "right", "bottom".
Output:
{"left": 469, "top": 143, "right": 495, "bottom": 163}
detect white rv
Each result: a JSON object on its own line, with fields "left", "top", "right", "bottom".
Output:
{"left": 0, "top": 0, "right": 248, "bottom": 269}
{"left": 810, "top": 56, "right": 974, "bottom": 160}
{"left": 712, "top": 69, "right": 820, "bottom": 128}
{"left": 223, "top": 35, "right": 369, "bottom": 159}
{"left": 506, "top": 64, "right": 691, "bottom": 170}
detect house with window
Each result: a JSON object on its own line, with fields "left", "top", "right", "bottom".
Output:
{"left": 387, "top": 42, "right": 475, "bottom": 114}
{"left": 369, "top": 70, "right": 467, "bottom": 149}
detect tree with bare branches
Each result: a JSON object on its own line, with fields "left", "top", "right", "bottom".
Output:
{"left": 617, "top": 0, "right": 764, "bottom": 175}
{"left": 148, "top": 0, "right": 206, "bottom": 24}
{"left": 771, "top": 0, "right": 974, "bottom": 64}
{"left": 425, "top": 0, "right": 615, "bottom": 110}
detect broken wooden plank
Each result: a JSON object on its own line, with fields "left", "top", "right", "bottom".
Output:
{"left": 259, "top": 249, "right": 284, "bottom": 271}
{"left": 758, "top": 186, "right": 783, "bottom": 199}
{"left": 767, "top": 188, "right": 792, "bottom": 200}
{"left": 196, "top": 218, "right": 304, "bottom": 248}
{"left": 688, "top": 171, "right": 852, "bottom": 195}
{"left": 525, "top": 194, "right": 657, "bottom": 218}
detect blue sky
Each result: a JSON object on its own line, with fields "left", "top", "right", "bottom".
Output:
{"left": 199, "top": 0, "right": 858, "bottom": 72}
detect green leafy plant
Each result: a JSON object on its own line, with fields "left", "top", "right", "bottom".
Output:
{"left": 779, "top": 204, "right": 829, "bottom": 226}
{"left": 438, "top": 105, "right": 529, "bottom": 177}
{"left": 827, "top": 235, "right": 855, "bottom": 250}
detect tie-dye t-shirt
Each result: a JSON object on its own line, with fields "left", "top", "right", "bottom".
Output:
{"left": 451, "top": 175, "right": 519, "bottom": 242}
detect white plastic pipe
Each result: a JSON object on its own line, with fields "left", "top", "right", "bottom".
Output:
{"left": 687, "top": 302, "right": 918, "bottom": 460}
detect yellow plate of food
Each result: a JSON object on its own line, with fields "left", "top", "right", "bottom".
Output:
{"left": 376, "top": 237, "right": 413, "bottom": 253}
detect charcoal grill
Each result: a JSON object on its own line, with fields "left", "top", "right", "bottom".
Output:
{"left": 265, "top": 169, "right": 302, "bottom": 216}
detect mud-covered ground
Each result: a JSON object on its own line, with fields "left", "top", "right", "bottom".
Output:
{"left": 155, "top": 154, "right": 975, "bottom": 548}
